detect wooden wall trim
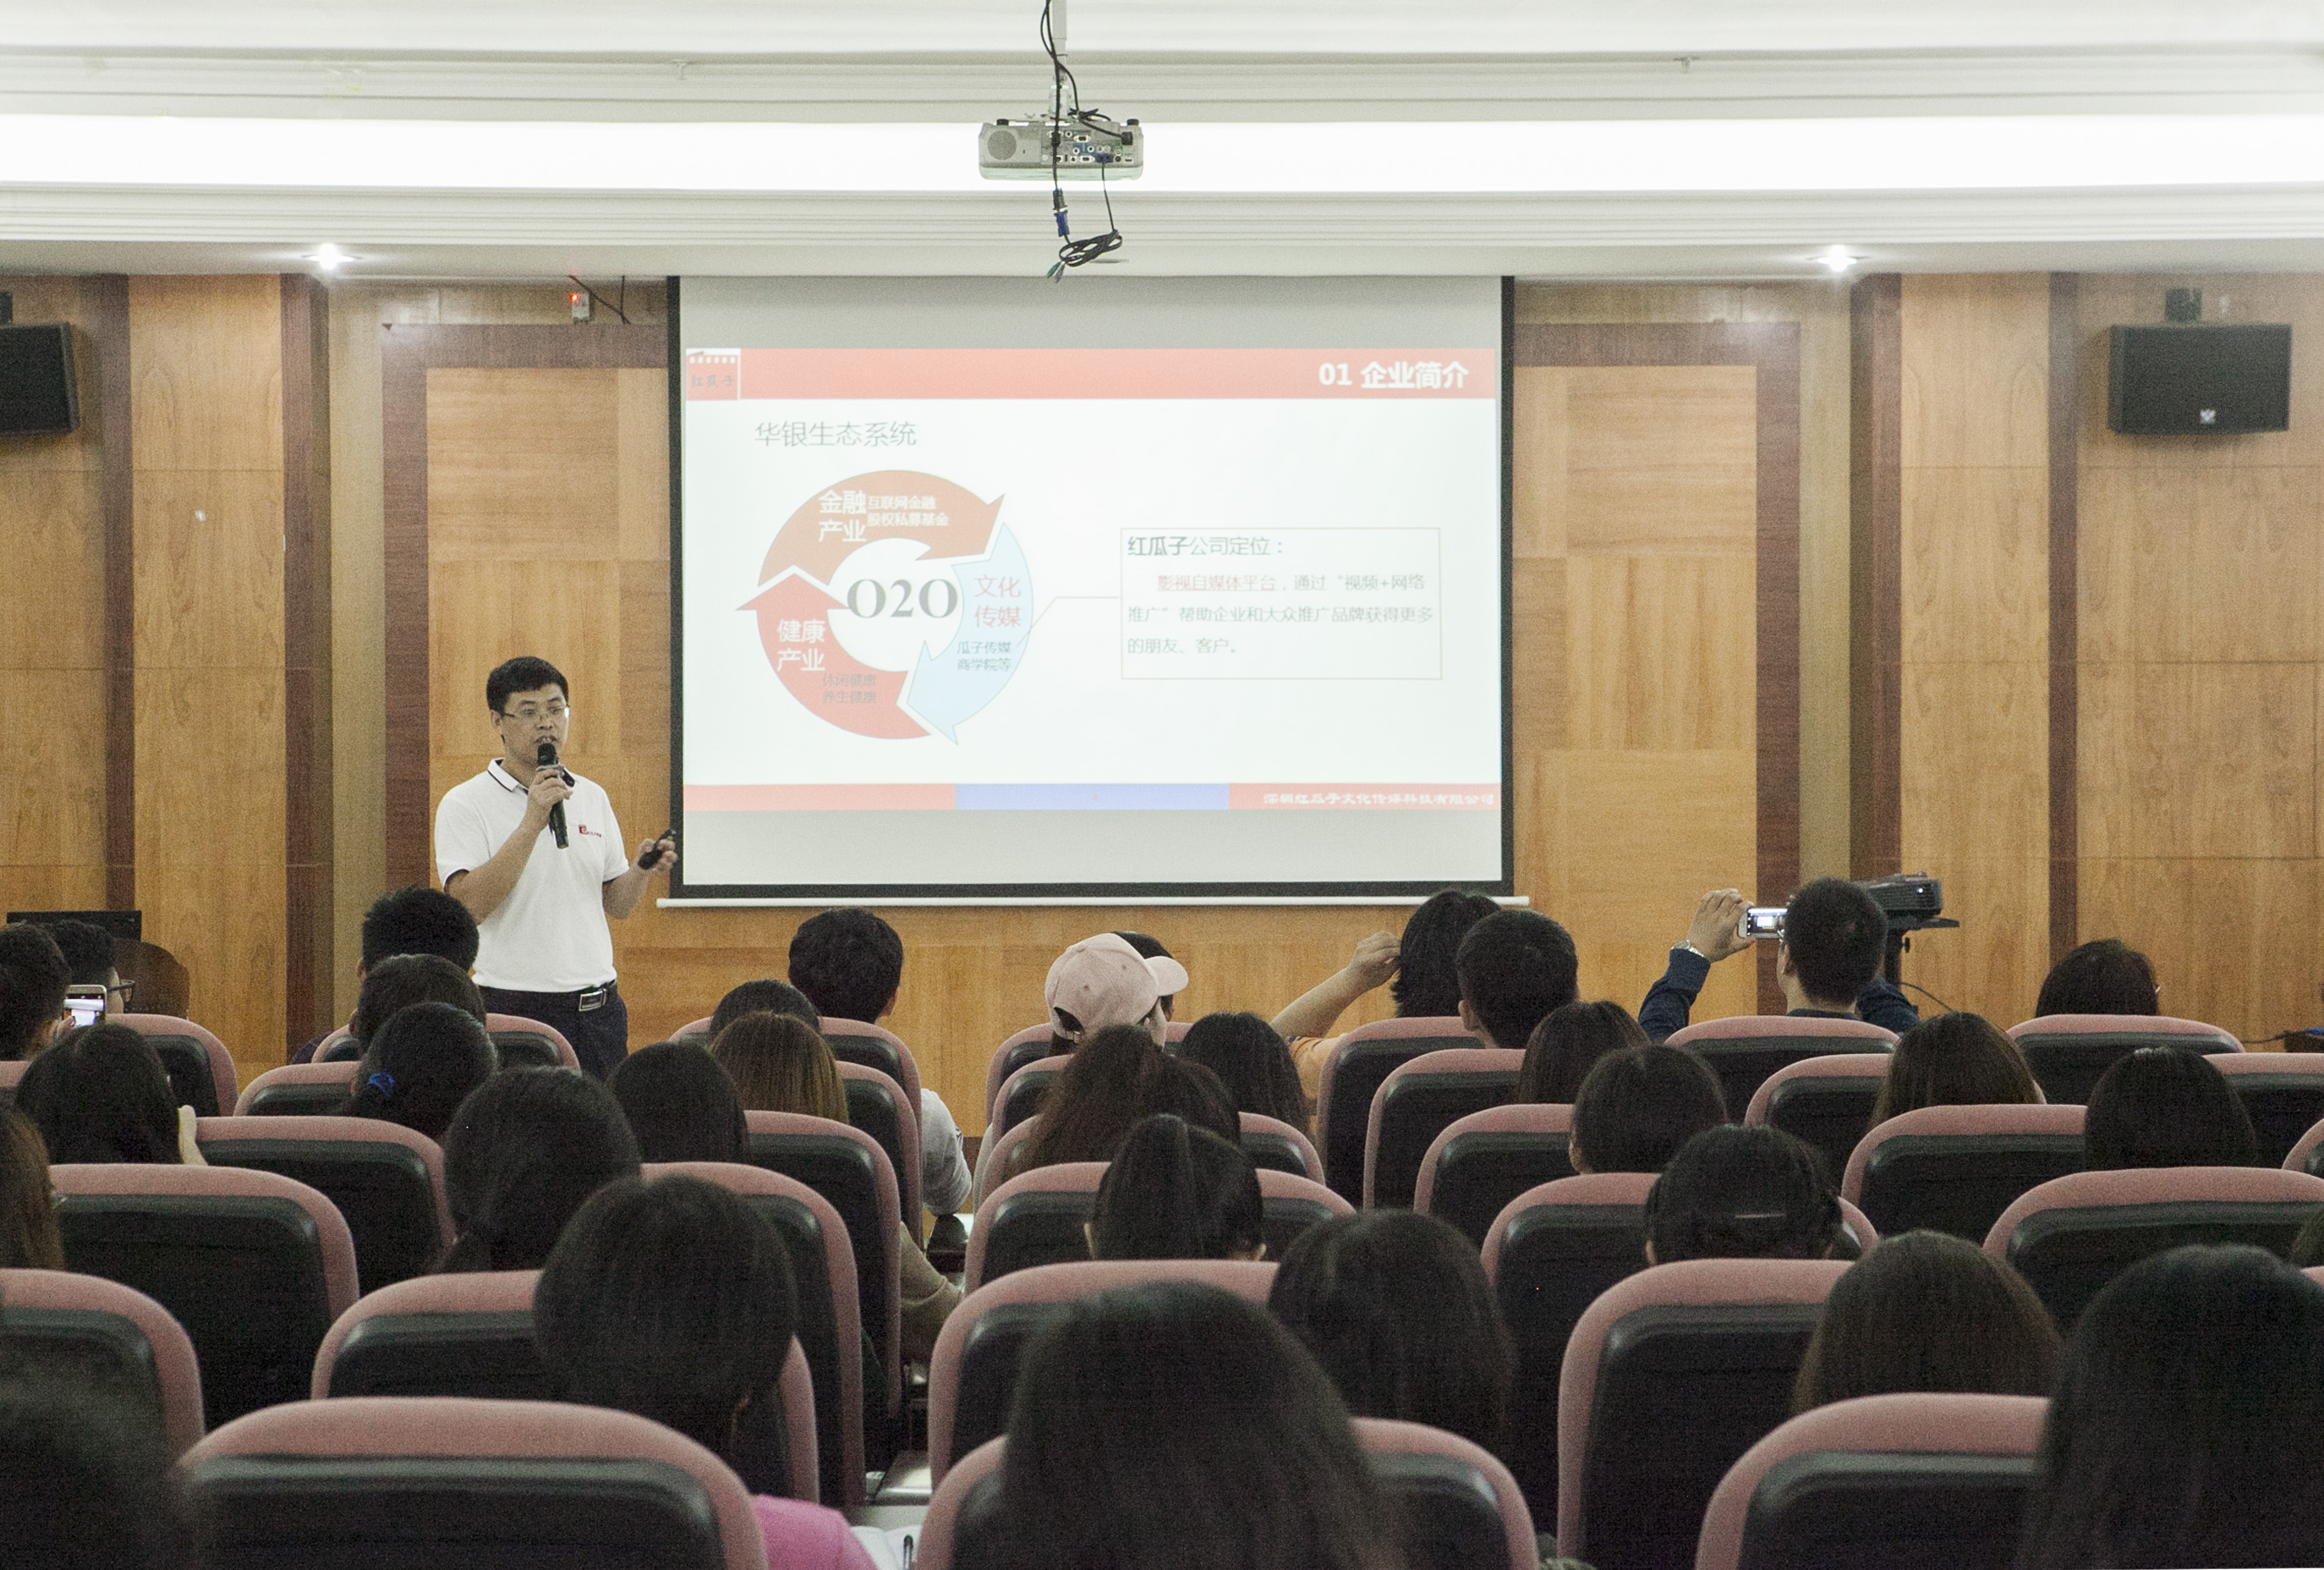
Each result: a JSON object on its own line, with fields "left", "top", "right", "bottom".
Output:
{"left": 96, "top": 274, "right": 135, "bottom": 909}
{"left": 380, "top": 324, "right": 668, "bottom": 887}
{"left": 1848, "top": 273, "right": 1903, "bottom": 881}
{"left": 282, "top": 275, "right": 334, "bottom": 1042}
{"left": 2046, "top": 272, "right": 2080, "bottom": 963}
{"left": 1511, "top": 321, "right": 1804, "bottom": 1014}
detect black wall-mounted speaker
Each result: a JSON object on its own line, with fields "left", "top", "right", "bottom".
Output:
{"left": 2107, "top": 323, "right": 2291, "bottom": 435}
{"left": 0, "top": 323, "right": 79, "bottom": 437}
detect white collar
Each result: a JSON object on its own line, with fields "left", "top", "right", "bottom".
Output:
{"left": 486, "top": 759, "right": 526, "bottom": 793}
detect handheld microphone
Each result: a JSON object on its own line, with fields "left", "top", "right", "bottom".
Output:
{"left": 537, "top": 740, "right": 569, "bottom": 849}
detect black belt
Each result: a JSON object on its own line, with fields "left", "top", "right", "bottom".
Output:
{"left": 488, "top": 982, "right": 617, "bottom": 1013}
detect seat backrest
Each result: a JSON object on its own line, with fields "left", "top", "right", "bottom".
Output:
{"left": 989, "top": 1059, "right": 1061, "bottom": 1145}
{"left": 0, "top": 1265, "right": 206, "bottom": 1455}
{"left": 194, "top": 1115, "right": 452, "bottom": 1297}
{"left": 981, "top": 1021, "right": 1198, "bottom": 1129}
{"left": 964, "top": 1163, "right": 1348, "bottom": 1293}
{"left": 1744, "top": 1053, "right": 1896, "bottom": 1185}
{"left": 742, "top": 1108, "right": 902, "bottom": 1423}
{"left": 1559, "top": 1257, "right": 1850, "bottom": 1570}
{"left": 1240, "top": 1111, "right": 1322, "bottom": 1180}
{"left": 927, "top": 1259, "right": 1276, "bottom": 1479}
{"left": 1844, "top": 1104, "right": 2087, "bottom": 1243}
{"left": 312, "top": 1271, "right": 820, "bottom": 1505}
{"left": 643, "top": 1161, "right": 864, "bottom": 1507}
{"left": 1417, "top": 1102, "right": 1576, "bottom": 1247}
{"left": 1364, "top": 1047, "right": 1522, "bottom": 1209}
{"left": 116, "top": 1013, "right": 239, "bottom": 1117}
{"left": 1664, "top": 1017, "right": 1895, "bottom": 1120}
{"left": 2287, "top": 1112, "right": 2324, "bottom": 1178}
{"left": 1987, "top": 1165, "right": 2324, "bottom": 1328}
{"left": 1315, "top": 1017, "right": 1475, "bottom": 1205}
{"left": 1695, "top": 1392, "right": 2047, "bottom": 1570}
{"left": 838, "top": 1062, "right": 923, "bottom": 1237}
{"left": 180, "top": 1396, "right": 770, "bottom": 1570}
{"left": 1482, "top": 1172, "right": 1655, "bottom": 1520}
{"left": 2211, "top": 1052, "right": 2324, "bottom": 1167}
{"left": 484, "top": 1013, "right": 581, "bottom": 1070}
{"left": 234, "top": 1061, "right": 359, "bottom": 1117}
{"left": 2005, "top": 1013, "right": 2239, "bottom": 1104}
{"left": 52, "top": 1161, "right": 359, "bottom": 1426}
{"left": 819, "top": 1017, "right": 924, "bottom": 1117}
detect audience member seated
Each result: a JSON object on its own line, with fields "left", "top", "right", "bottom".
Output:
{"left": 1867, "top": 1011, "right": 2041, "bottom": 1123}
{"left": 292, "top": 887, "right": 480, "bottom": 1062}
{"left": 0, "top": 1367, "right": 186, "bottom": 1570}
{"left": 715, "top": 1008, "right": 960, "bottom": 1360}
{"left": 710, "top": 978, "right": 819, "bottom": 1035}
{"left": 788, "top": 909, "right": 973, "bottom": 1222}
{"left": 1111, "top": 930, "right": 1181, "bottom": 1018}
{"left": 16, "top": 1024, "right": 200, "bottom": 1166}
{"left": 2082, "top": 1046, "right": 2257, "bottom": 1170}
{"left": 1178, "top": 1010, "right": 1311, "bottom": 1132}
{"left": 1272, "top": 888, "right": 1501, "bottom": 1097}
{"left": 1455, "top": 909, "right": 1581, "bottom": 1052}
{"left": 1568, "top": 1043, "right": 1729, "bottom": 1173}
{"left": 1044, "top": 931, "right": 1187, "bottom": 1054}
{"left": 1646, "top": 1125, "right": 1839, "bottom": 1265}
{"left": 46, "top": 918, "right": 127, "bottom": 1016}
{"left": 1790, "top": 1230, "right": 2059, "bottom": 1415}
{"left": 2035, "top": 937, "right": 2160, "bottom": 1019}
{"left": 2017, "top": 1244, "right": 2324, "bottom": 1569}
{"left": 1640, "top": 879, "right": 1917, "bottom": 1042}
{"left": 0, "top": 921, "right": 69, "bottom": 1062}
{"left": 1269, "top": 1209, "right": 1514, "bottom": 1460}
{"left": 437, "top": 1068, "right": 640, "bottom": 1271}
{"left": 1514, "top": 998, "right": 1648, "bottom": 1105}
{"left": 0, "top": 1104, "right": 63, "bottom": 1268}
{"left": 609, "top": 1040, "right": 749, "bottom": 1163}
{"left": 339, "top": 1000, "right": 500, "bottom": 1142}
{"left": 1016, "top": 1029, "right": 1239, "bottom": 1175}
{"left": 970, "top": 1281, "right": 1400, "bottom": 1570}
{"left": 1087, "top": 1113, "right": 1265, "bottom": 1262}
{"left": 318, "top": 952, "right": 490, "bottom": 1064}
{"left": 534, "top": 1173, "right": 876, "bottom": 1567}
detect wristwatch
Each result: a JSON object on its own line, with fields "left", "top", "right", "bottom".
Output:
{"left": 1676, "top": 941, "right": 1707, "bottom": 959}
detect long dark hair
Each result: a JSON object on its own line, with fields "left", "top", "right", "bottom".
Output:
{"left": 1517, "top": 1000, "right": 1649, "bottom": 1104}
{"left": 1792, "top": 1230, "right": 2058, "bottom": 1415}
{"left": 2035, "top": 939, "right": 2159, "bottom": 1019}
{"left": 342, "top": 1001, "right": 500, "bottom": 1142}
{"left": 1178, "top": 1010, "right": 1309, "bottom": 1128}
{"left": 1389, "top": 891, "right": 1500, "bottom": 1018}
{"left": 2017, "top": 1245, "right": 2324, "bottom": 1569}
{"left": 438, "top": 1069, "right": 639, "bottom": 1272}
{"left": 17, "top": 1024, "right": 180, "bottom": 1165}
{"left": 1020, "top": 1024, "right": 1161, "bottom": 1169}
{"left": 0, "top": 1104, "right": 63, "bottom": 1268}
{"left": 608, "top": 1042, "right": 748, "bottom": 1164}
{"left": 978, "top": 1282, "right": 1405, "bottom": 1570}
{"left": 1646, "top": 1124, "right": 1838, "bottom": 1263}
{"left": 1268, "top": 1210, "right": 1514, "bottom": 1457}
{"left": 2083, "top": 1046, "right": 2256, "bottom": 1170}
{"left": 1870, "top": 1012, "right": 2040, "bottom": 1123}
{"left": 1090, "top": 1115, "right": 1263, "bottom": 1261}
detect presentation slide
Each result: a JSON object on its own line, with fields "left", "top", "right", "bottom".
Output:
{"left": 672, "top": 277, "right": 1507, "bottom": 897}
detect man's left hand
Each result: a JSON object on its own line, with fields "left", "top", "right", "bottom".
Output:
{"left": 637, "top": 837, "right": 677, "bottom": 876}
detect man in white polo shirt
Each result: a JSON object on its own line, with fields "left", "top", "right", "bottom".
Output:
{"left": 435, "top": 656, "right": 675, "bottom": 1078}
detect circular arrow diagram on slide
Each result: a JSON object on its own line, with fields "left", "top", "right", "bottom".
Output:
{"left": 742, "top": 470, "right": 1035, "bottom": 740}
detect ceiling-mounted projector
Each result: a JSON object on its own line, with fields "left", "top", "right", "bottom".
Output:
{"left": 978, "top": 112, "right": 1143, "bottom": 180}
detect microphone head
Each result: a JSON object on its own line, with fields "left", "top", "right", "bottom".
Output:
{"left": 535, "top": 739, "right": 558, "bottom": 766}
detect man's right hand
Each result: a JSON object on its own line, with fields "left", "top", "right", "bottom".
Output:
{"left": 1684, "top": 888, "right": 1754, "bottom": 963}
{"left": 523, "top": 769, "right": 573, "bottom": 827}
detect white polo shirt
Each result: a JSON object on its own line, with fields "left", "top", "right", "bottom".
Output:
{"left": 434, "top": 759, "right": 628, "bottom": 992}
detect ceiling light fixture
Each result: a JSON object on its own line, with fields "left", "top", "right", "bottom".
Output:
{"left": 310, "top": 243, "right": 349, "bottom": 272}
{"left": 1816, "top": 245, "right": 1862, "bottom": 274}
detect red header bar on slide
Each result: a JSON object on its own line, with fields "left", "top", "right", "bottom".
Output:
{"left": 682, "top": 347, "right": 1498, "bottom": 401}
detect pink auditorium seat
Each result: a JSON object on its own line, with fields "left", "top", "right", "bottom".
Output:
{"left": 194, "top": 1114, "right": 452, "bottom": 1294}
{"left": 1694, "top": 1393, "right": 2048, "bottom": 1570}
{"left": 1559, "top": 1258, "right": 1851, "bottom": 1570}
{"left": 1986, "top": 1165, "right": 2324, "bottom": 1327}
{"left": 1664, "top": 1015, "right": 1895, "bottom": 1123}
{"left": 180, "top": 1397, "right": 770, "bottom": 1570}
{"left": 1416, "top": 1102, "right": 1576, "bottom": 1246}
{"left": 115, "top": 1012, "right": 239, "bottom": 1117}
{"left": 982, "top": 1019, "right": 1194, "bottom": 1134}
{"left": 644, "top": 1161, "right": 865, "bottom": 1507}
{"left": 1743, "top": 1052, "right": 1903, "bottom": 1185}
{"left": 0, "top": 1266, "right": 206, "bottom": 1455}
{"left": 927, "top": 1258, "right": 1277, "bottom": 1481}
{"left": 52, "top": 1161, "right": 358, "bottom": 1426}
{"left": 837, "top": 1061, "right": 923, "bottom": 1236}
{"left": 817, "top": 1017, "right": 924, "bottom": 1119}
{"left": 917, "top": 1419, "right": 1537, "bottom": 1570}
{"left": 987, "top": 1057, "right": 1061, "bottom": 1144}
{"left": 233, "top": 1060, "right": 359, "bottom": 1117}
{"left": 2286, "top": 1112, "right": 2324, "bottom": 1178}
{"left": 315, "top": 1013, "right": 579, "bottom": 1071}
{"left": 1364, "top": 1046, "right": 1523, "bottom": 1209}
{"left": 971, "top": 1116, "right": 1039, "bottom": 1209}
{"left": 2005, "top": 1013, "right": 2239, "bottom": 1104}
{"left": 962, "top": 1161, "right": 1349, "bottom": 1293}
{"left": 2210, "top": 1051, "right": 2324, "bottom": 1167}
{"left": 1241, "top": 1110, "right": 1323, "bottom": 1180}
{"left": 1842, "top": 1103, "right": 2086, "bottom": 1243}
{"left": 1315, "top": 1015, "right": 1477, "bottom": 1205}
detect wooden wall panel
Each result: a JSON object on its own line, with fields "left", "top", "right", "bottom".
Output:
{"left": 1894, "top": 274, "right": 2053, "bottom": 1024}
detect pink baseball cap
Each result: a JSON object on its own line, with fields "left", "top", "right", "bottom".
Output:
{"left": 1044, "top": 933, "right": 1190, "bottom": 1042}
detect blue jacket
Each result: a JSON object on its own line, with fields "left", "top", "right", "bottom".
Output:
{"left": 1638, "top": 946, "right": 1921, "bottom": 1044}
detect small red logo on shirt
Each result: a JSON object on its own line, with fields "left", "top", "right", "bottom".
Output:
{"left": 577, "top": 824, "right": 600, "bottom": 837}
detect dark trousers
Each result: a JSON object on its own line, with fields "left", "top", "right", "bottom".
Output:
{"left": 479, "top": 984, "right": 630, "bottom": 1079}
